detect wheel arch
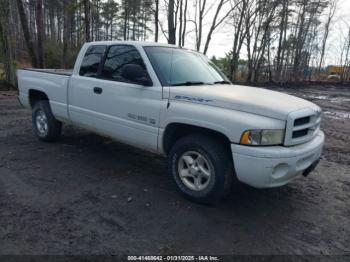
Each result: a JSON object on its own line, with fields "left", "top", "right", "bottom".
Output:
{"left": 162, "top": 122, "right": 232, "bottom": 155}
{"left": 28, "top": 89, "right": 49, "bottom": 108}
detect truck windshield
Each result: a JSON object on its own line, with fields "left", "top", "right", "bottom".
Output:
{"left": 144, "top": 46, "right": 230, "bottom": 86}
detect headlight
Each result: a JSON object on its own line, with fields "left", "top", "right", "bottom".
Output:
{"left": 240, "top": 129, "right": 285, "bottom": 146}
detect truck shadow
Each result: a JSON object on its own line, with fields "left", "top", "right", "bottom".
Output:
{"left": 6, "top": 122, "right": 320, "bottom": 254}
{"left": 61, "top": 125, "right": 302, "bottom": 216}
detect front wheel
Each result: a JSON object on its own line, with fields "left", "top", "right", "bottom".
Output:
{"left": 168, "top": 134, "right": 233, "bottom": 204}
{"left": 32, "top": 100, "right": 62, "bottom": 142}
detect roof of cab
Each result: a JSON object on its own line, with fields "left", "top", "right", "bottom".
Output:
{"left": 85, "top": 40, "right": 179, "bottom": 48}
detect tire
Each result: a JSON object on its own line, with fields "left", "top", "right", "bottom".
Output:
{"left": 168, "top": 134, "right": 234, "bottom": 204}
{"left": 32, "top": 100, "right": 62, "bottom": 142}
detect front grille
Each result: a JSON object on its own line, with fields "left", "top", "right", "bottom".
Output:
{"left": 294, "top": 116, "right": 310, "bottom": 126}
{"left": 292, "top": 129, "right": 309, "bottom": 138}
{"left": 284, "top": 107, "right": 322, "bottom": 146}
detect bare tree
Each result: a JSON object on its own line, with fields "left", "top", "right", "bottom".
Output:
{"left": 155, "top": 0, "right": 159, "bottom": 42}
{"left": 83, "top": 0, "right": 91, "bottom": 42}
{"left": 16, "top": 0, "right": 38, "bottom": 67}
{"left": 341, "top": 27, "right": 350, "bottom": 82}
{"left": 0, "top": 0, "right": 15, "bottom": 85}
{"left": 318, "top": 0, "right": 337, "bottom": 75}
{"left": 178, "top": 0, "right": 183, "bottom": 46}
{"left": 275, "top": 0, "right": 289, "bottom": 82}
{"left": 36, "top": 0, "right": 44, "bottom": 68}
{"left": 0, "top": 0, "right": 346, "bottom": 87}
{"left": 203, "top": 0, "right": 238, "bottom": 55}
{"left": 168, "top": 0, "right": 176, "bottom": 44}
{"left": 230, "top": 0, "right": 251, "bottom": 81}
{"left": 47, "top": 0, "right": 57, "bottom": 42}
{"left": 196, "top": 0, "right": 207, "bottom": 51}
{"left": 292, "top": 0, "right": 327, "bottom": 82}
{"left": 181, "top": 0, "right": 188, "bottom": 46}
{"left": 62, "top": 0, "right": 69, "bottom": 68}
{"left": 249, "top": 0, "right": 279, "bottom": 82}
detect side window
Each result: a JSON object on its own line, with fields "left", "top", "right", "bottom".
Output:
{"left": 101, "top": 45, "right": 147, "bottom": 83}
{"left": 79, "top": 45, "right": 106, "bottom": 77}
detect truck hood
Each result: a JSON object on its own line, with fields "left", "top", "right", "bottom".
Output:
{"left": 170, "top": 84, "right": 317, "bottom": 120}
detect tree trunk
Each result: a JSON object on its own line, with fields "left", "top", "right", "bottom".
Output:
{"left": 36, "top": 0, "right": 44, "bottom": 68}
{"left": 62, "top": 0, "right": 69, "bottom": 68}
{"left": 154, "top": 0, "right": 159, "bottom": 42}
{"left": 230, "top": 0, "right": 247, "bottom": 81}
{"left": 48, "top": 3, "right": 56, "bottom": 42}
{"left": 341, "top": 28, "right": 350, "bottom": 82}
{"left": 123, "top": 2, "right": 128, "bottom": 40}
{"left": 203, "top": 0, "right": 233, "bottom": 55}
{"left": 181, "top": 0, "right": 187, "bottom": 46}
{"left": 276, "top": 0, "right": 287, "bottom": 82}
{"left": 0, "top": 0, "right": 16, "bottom": 86}
{"left": 83, "top": 0, "right": 90, "bottom": 42}
{"left": 168, "top": 0, "right": 176, "bottom": 44}
{"left": 318, "top": 0, "right": 337, "bottom": 77}
{"left": 16, "top": 0, "right": 38, "bottom": 67}
{"left": 178, "top": 0, "right": 183, "bottom": 46}
{"left": 196, "top": 0, "right": 207, "bottom": 51}
{"left": 110, "top": 19, "right": 113, "bottom": 40}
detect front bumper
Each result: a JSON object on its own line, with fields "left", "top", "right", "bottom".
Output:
{"left": 231, "top": 131, "right": 325, "bottom": 188}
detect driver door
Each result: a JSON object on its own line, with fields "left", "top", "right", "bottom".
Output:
{"left": 85, "top": 45, "right": 162, "bottom": 152}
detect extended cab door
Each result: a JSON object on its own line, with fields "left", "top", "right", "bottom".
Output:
{"left": 68, "top": 44, "right": 163, "bottom": 152}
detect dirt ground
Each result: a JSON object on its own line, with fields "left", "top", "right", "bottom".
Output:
{"left": 0, "top": 86, "right": 349, "bottom": 257}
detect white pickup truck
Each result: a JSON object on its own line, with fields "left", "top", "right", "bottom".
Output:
{"left": 17, "top": 41, "right": 324, "bottom": 204}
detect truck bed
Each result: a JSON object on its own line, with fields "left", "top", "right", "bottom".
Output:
{"left": 17, "top": 68, "right": 71, "bottom": 122}
{"left": 21, "top": 68, "right": 73, "bottom": 76}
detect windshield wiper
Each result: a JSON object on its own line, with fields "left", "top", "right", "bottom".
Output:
{"left": 171, "top": 81, "right": 207, "bottom": 86}
{"left": 213, "top": 80, "right": 231, "bottom": 85}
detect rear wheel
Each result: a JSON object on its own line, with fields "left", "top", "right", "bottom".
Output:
{"left": 168, "top": 134, "right": 233, "bottom": 204}
{"left": 32, "top": 100, "right": 62, "bottom": 142}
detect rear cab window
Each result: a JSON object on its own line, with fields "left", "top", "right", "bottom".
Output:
{"left": 79, "top": 45, "right": 106, "bottom": 77}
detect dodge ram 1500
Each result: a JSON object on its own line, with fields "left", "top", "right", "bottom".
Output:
{"left": 17, "top": 41, "right": 325, "bottom": 204}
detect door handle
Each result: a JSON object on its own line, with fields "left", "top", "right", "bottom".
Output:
{"left": 93, "top": 87, "right": 103, "bottom": 94}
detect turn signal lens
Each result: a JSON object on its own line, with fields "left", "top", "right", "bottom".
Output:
{"left": 240, "top": 131, "right": 250, "bottom": 145}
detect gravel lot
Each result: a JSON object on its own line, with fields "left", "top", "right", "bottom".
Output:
{"left": 0, "top": 86, "right": 349, "bottom": 256}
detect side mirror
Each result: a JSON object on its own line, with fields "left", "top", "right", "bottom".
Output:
{"left": 121, "top": 64, "right": 153, "bottom": 86}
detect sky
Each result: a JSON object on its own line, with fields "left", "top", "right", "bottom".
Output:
{"left": 156, "top": 0, "right": 350, "bottom": 66}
